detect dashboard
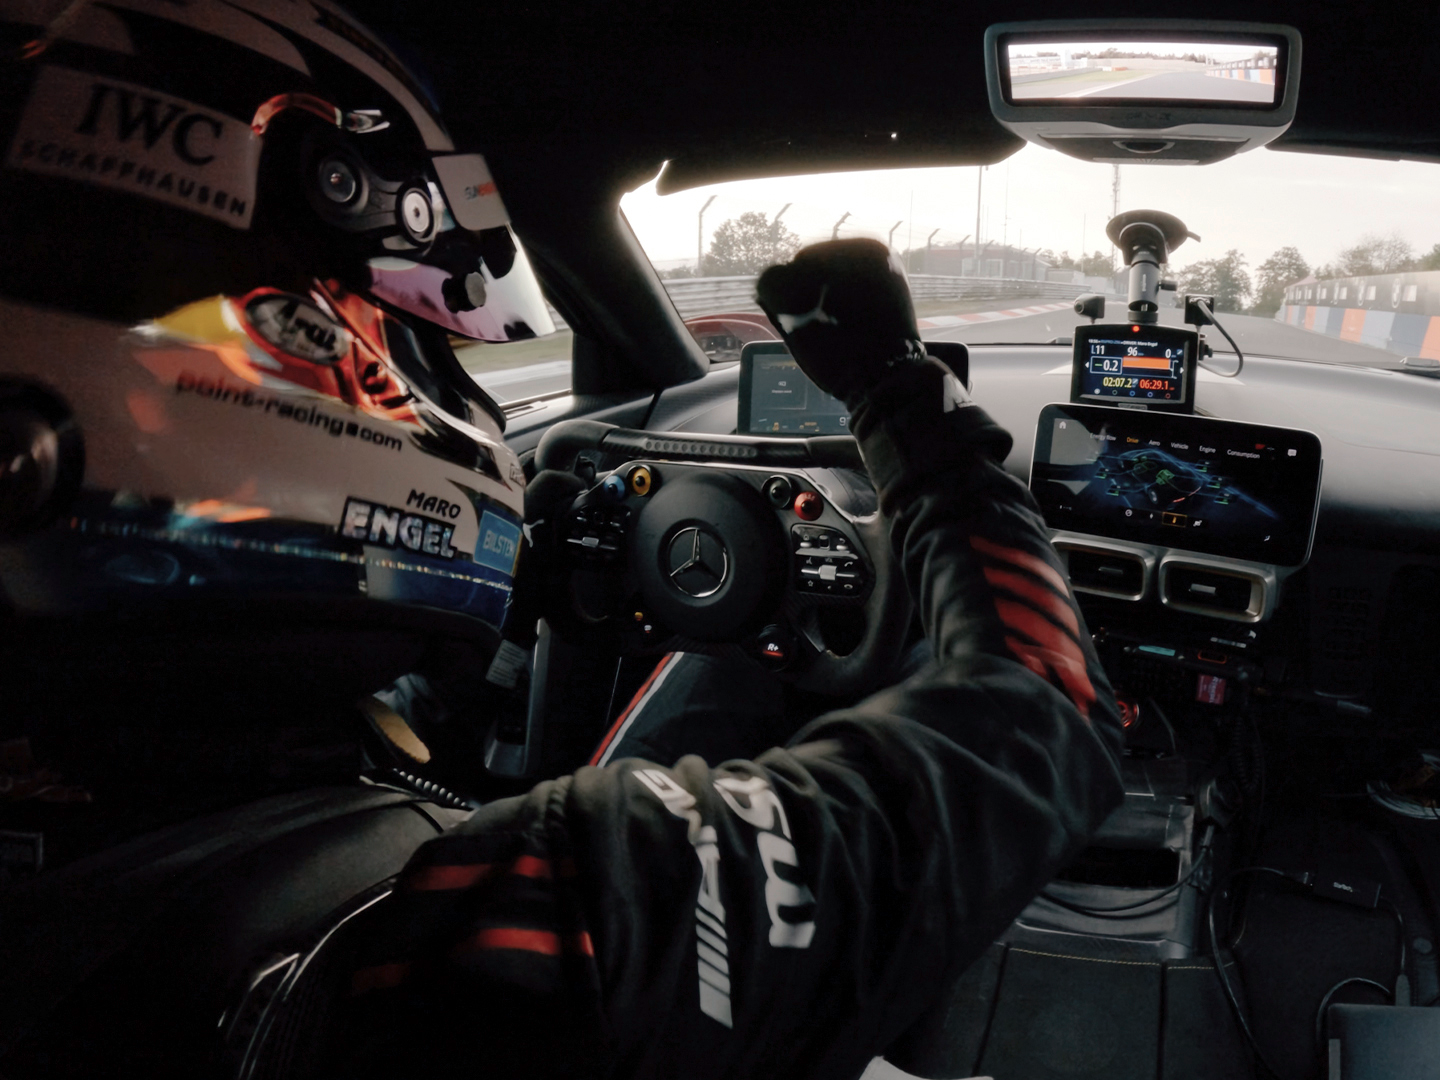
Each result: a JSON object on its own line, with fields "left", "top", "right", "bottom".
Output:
{"left": 619, "top": 343, "right": 1440, "bottom": 729}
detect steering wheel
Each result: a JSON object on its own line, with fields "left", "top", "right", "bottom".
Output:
{"left": 532, "top": 420, "right": 912, "bottom": 700}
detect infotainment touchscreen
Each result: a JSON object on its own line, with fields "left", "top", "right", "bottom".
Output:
{"left": 738, "top": 340, "right": 969, "bottom": 436}
{"left": 1030, "top": 403, "right": 1322, "bottom": 566}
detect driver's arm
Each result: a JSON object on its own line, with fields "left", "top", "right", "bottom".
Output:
{"left": 340, "top": 242, "right": 1125, "bottom": 1080}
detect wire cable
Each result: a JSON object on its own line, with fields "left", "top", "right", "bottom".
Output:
{"left": 1378, "top": 895, "right": 1410, "bottom": 1004}
{"left": 1146, "top": 695, "right": 1179, "bottom": 756}
{"left": 1194, "top": 298, "right": 1245, "bottom": 378}
{"left": 1313, "top": 977, "right": 1392, "bottom": 1060}
{"left": 1207, "top": 866, "right": 1296, "bottom": 1079}
{"left": 1039, "top": 847, "right": 1210, "bottom": 916}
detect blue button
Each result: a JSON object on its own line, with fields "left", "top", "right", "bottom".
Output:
{"left": 601, "top": 474, "right": 627, "bottom": 502}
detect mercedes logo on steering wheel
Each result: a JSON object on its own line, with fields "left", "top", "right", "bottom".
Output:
{"left": 666, "top": 526, "right": 729, "bottom": 598}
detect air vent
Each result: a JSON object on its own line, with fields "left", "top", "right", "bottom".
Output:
{"left": 1162, "top": 564, "right": 1264, "bottom": 622}
{"left": 1063, "top": 546, "right": 1146, "bottom": 600}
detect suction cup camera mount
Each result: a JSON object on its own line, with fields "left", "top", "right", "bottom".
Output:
{"left": 1107, "top": 210, "right": 1197, "bottom": 326}
{"left": 1066, "top": 209, "right": 1203, "bottom": 413}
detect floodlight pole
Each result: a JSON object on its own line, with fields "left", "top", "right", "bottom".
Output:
{"left": 887, "top": 220, "right": 904, "bottom": 251}
{"left": 831, "top": 211, "right": 851, "bottom": 240}
{"left": 923, "top": 227, "right": 940, "bottom": 274}
{"left": 1111, "top": 166, "right": 1121, "bottom": 275}
{"left": 975, "top": 166, "right": 984, "bottom": 275}
{"left": 698, "top": 195, "right": 717, "bottom": 275}
{"left": 771, "top": 202, "right": 792, "bottom": 240}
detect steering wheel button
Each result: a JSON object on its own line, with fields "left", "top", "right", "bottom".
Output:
{"left": 627, "top": 466, "right": 653, "bottom": 497}
{"left": 764, "top": 476, "right": 793, "bottom": 508}
{"left": 818, "top": 564, "right": 838, "bottom": 581}
{"left": 600, "top": 474, "right": 627, "bottom": 502}
{"left": 793, "top": 492, "right": 823, "bottom": 521}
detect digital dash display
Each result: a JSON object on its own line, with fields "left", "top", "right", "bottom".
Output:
{"left": 1071, "top": 323, "right": 1199, "bottom": 413}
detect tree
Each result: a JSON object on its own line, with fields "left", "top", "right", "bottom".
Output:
{"left": 1335, "top": 233, "right": 1413, "bottom": 276}
{"left": 1251, "top": 246, "right": 1310, "bottom": 316}
{"left": 703, "top": 211, "right": 802, "bottom": 276}
{"left": 1177, "top": 249, "right": 1251, "bottom": 313}
{"left": 1415, "top": 243, "right": 1440, "bottom": 271}
{"left": 1047, "top": 250, "right": 1113, "bottom": 276}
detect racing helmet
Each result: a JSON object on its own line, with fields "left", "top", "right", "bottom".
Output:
{"left": 0, "top": 1, "right": 548, "bottom": 716}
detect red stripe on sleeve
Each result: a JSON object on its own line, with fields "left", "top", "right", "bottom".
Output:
{"left": 1003, "top": 635, "right": 1096, "bottom": 720}
{"left": 993, "top": 598, "right": 1083, "bottom": 656}
{"left": 350, "top": 961, "right": 411, "bottom": 995}
{"left": 588, "top": 653, "right": 676, "bottom": 766}
{"left": 982, "top": 564, "right": 1079, "bottom": 636}
{"left": 406, "top": 863, "right": 494, "bottom": 891}
{"left": 460, "top": 927, "right": 596, "bottom": 958}
{"left": 570, "top": 931, "right": 595, "bottom": 957}
{"left": 512, "top": 855, "right": 553, "bottom": 879}
{"left": 468, "top": 927, "right": 563, "bottom": 956}
{"left": 970, "top": 536, "right": 1070, "bottom": 595}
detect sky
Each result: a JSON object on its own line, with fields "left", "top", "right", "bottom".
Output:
{"left": 620, "top": 143, "right": 1440, "bottom": 277}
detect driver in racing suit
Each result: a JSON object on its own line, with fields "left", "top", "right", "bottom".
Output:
{"left": 342, "top": 239, "right": 1126, "bottom": 1079}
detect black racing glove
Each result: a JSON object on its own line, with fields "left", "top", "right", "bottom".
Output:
{"left": 755, "top": 238, "right": 928, "bottom": 408}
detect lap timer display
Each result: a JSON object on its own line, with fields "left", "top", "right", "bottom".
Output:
{"left": 1071, "top": 323, "right": 1199, "bottom": 414}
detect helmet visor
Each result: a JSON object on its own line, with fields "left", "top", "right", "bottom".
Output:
{"left": 366, "top": 154, "right": 555, "bottom": 342}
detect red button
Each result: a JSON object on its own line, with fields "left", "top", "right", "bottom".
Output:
{"left": 793, "top": 492, "right": 822, "bottom": 521}
{"left": 1118, "top": 697, "right": 1140, "bottom": 729}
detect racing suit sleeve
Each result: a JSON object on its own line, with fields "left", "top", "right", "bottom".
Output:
{"left": 339, "top": 359, "right": 1125, "bottom": 1080}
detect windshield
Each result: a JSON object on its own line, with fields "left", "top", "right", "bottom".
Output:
{"left": 622, "top": 144, "right": 1440, "bottom": 370}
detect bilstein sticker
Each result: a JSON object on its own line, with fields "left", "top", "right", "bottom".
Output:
{"left": 7, "top": 65, "right": 259, "bottom": 227}
{"left": 340, "top": 497, "right": 457, "bottom": 559}
{"left": 474, "top": 510, "right": 521, "bottom": 575}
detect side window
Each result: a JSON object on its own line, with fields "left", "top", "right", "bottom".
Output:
{"left": 451, "top": 325, "right": 574, "bottom": 407}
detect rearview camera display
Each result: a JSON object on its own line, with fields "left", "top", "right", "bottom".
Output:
{"left": 1030, "top": 403, "right": 1322, "bottom": 566}
{"left": 1006, "top": 41, "right": 1280, "bottom": 105}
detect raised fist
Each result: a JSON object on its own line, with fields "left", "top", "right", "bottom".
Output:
{"left": 755, "top": 238, "right": 926, "bottom": 407}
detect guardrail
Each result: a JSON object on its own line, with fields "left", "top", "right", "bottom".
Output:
{"left": 661, "top": 274, "right": 1101, "bottom": 316}
{"left": 541, "top": 274, "right": 1113, "bottom": 332}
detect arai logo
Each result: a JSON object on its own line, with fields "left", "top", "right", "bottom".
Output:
{"left": 244, "top": 293, "right": 351, "bottom": 364}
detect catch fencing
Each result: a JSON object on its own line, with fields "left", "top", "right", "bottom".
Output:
{"left": 654, "top": 274, "right": 1103, "bottom": 319}
{"left": 541, "top": 274, "right": 1113, "bottom": 332}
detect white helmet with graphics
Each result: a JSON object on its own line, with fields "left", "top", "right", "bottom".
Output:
{"left": 0, "top": 0, "right": 544, "bottom": 714}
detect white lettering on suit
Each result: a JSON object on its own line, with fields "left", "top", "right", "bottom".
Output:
{"left": 633, "top": 770, "right": 819, "bottom": 1032}
{"left": 633, "top": 769, "right": 732, "bottom": 1028}
{"left": 713, "top": 776, "right": 817, "bottom": 949}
